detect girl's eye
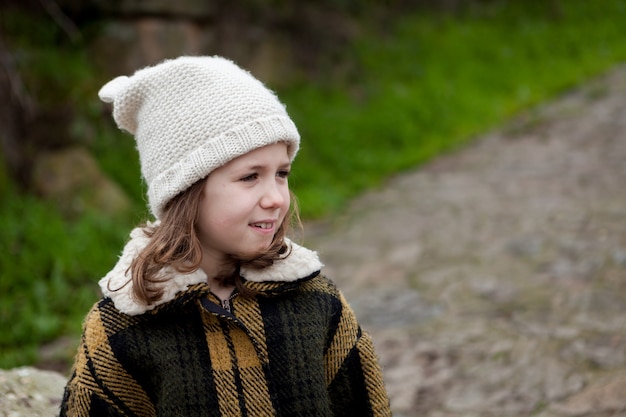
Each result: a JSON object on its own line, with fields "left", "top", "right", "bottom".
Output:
{"left": 240, "top": 173, "right": 258, "bottom": 182}
{"left": 277, "top": 170, "right": 290, "bottom": 179}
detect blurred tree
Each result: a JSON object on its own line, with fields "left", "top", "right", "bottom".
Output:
{"left": 0, "top": 34, "right": 35, "bottom": 187}
{"left": 0, "top": 0, "right": 566, "bottom": 195}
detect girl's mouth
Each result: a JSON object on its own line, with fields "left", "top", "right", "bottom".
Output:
{"left": 252, "top": 222, "right": 273, "bottom": 230}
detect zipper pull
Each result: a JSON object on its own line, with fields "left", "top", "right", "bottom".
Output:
{"left": 222, "top": 298, "right": 231, "bottom": 313}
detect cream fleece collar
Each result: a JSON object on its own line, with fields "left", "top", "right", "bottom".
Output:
{"left": 99, "top": 226, "right": 323, "bottom": 316}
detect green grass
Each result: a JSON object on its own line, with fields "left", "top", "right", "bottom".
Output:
{"left": 2, "top": 0, "right": 626, "bottom": 369}
{"left": 283, "top": 0, "right": 626, "bottom": 217}
{"left": 0, "top": 188, "right": 131, "bottom": 368}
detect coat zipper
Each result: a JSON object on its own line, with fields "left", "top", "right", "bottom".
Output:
{"left": 221, "top": 292, "right": 238, "bottom": 313}
{"left": 200, "top": 294, "right": 268, "bottom": 363}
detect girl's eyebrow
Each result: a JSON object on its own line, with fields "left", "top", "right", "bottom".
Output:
{"left": 243, "top": 162, "right": 291, "bottom": 170}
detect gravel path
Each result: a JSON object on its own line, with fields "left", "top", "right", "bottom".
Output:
{"left": 306, "top": 65, "right": 626, "bottom": 417}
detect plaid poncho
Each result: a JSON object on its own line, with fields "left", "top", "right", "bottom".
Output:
{"left": 60, "top": 231, "right": 391, "bottom": 416}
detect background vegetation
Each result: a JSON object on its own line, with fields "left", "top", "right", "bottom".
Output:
{"left": 2, "top": 0, "right": 626, "bottom": 370}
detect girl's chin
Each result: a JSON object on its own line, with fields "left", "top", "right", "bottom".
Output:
{"left": 229, "top": 234, "right": 277, "bottom": 259}
{"left": 234, "top": 244, "right": 273, "bottom": 259}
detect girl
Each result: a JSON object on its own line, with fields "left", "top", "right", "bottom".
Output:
{"left": 60, "top": 56, "right": 391, "bottom": 417}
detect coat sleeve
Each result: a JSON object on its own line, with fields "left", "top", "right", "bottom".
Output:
{"left": 59, "top": 346, "right": 128, "bottom": 417}
{"left": 59, "top": 304, "right": 153, "bottom": 417}
{"left": 324, "top": 291, "right": 392, "bottom": 417}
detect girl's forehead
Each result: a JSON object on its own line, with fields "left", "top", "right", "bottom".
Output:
{"left": 227, "top": 142, "right": 290, "bottom": 167}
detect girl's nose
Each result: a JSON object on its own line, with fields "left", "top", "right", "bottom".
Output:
{"left": 260, "top": 181, "right": 287, "bottom": 209}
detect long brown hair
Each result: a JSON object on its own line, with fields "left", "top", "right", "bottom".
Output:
{"left": 129, "top": 178, "right": 301, "bottom": 305}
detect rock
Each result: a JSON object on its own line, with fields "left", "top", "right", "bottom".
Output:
{"left": 91, "top": 18, "right": 299, "bottom": 88}
{"left": 550, "top": 371, "right": 626, "bottom": 416}
{"left": 97, "top": 0, "right": 215, "bottom": 18}
{"left": 31, "top": 147, "right": 131, "bottom": 217}
{"left": 90, "top": 18, "right": 213, "bottom": 76}
{"left": 0, "top": 367, "right": 67, "bottom": 417}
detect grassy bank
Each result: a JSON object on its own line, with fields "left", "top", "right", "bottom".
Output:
{"left": 283, "top": 0, "right": 626, "bottom": 217}
{"left": 2, "top": 0, "right": 626, "bottom": 369}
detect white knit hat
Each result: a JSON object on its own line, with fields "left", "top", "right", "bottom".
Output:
{"left": 98, "top": 56, "right": 300, "bottom": 219}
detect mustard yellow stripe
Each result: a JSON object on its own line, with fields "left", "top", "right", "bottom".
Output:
{"left": 212, "top": 370, "right": 242, "bottom": 417}
{"left": 357, "top": 332, "right": 392, "bottom": 416}
{"left": 233, "top": 298, "right": 269, "bottom": 363}
{"left": 64, "top": 383, "right": 93, "bottom": 415}
{"left": 203, "top": 313, "right": 242, "bottom": 417}
{"left": 230, "top": 326, "right": 262, "bottom": 368}
{"left": 299, "top": 276, "right": 334, "bottom": 294}
{"left": 325, "top": 292, "right": 359, "bottom": 385}
{"left": 84, "top": 309, "right": 155, "bottom": 417}
{"left": 204, "top": 315, "right": 234, "bottom": 371}
{"left": 239, "top": 367, "right": 275, "bottom": 416}
{"left": 229, "top": 298, "right": 276, "bottom": 415}
{"left": 230, "top": 323, "right": 274, "bottom": 416}
{"left": 79, "top": 386, "right": 93, "bottom": 414}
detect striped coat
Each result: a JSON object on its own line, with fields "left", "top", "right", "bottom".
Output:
{"left": 60, "top": 228, "right": 391, "bottom": 416}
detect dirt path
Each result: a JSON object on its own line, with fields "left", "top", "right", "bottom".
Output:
{"left": 306, "top": 65, "right": 626, "bottom": 416}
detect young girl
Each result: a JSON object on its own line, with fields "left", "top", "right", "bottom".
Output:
{"left": 60, "top": 56, "right": 391, "bottom": 417}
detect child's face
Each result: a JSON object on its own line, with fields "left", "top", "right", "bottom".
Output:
{"left": 197, "top": 142, "right": 291, "bottom": 264}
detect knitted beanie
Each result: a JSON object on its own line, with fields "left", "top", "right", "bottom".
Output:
{"left": 98, "top": 56, "right": 300, "bottom": 219}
